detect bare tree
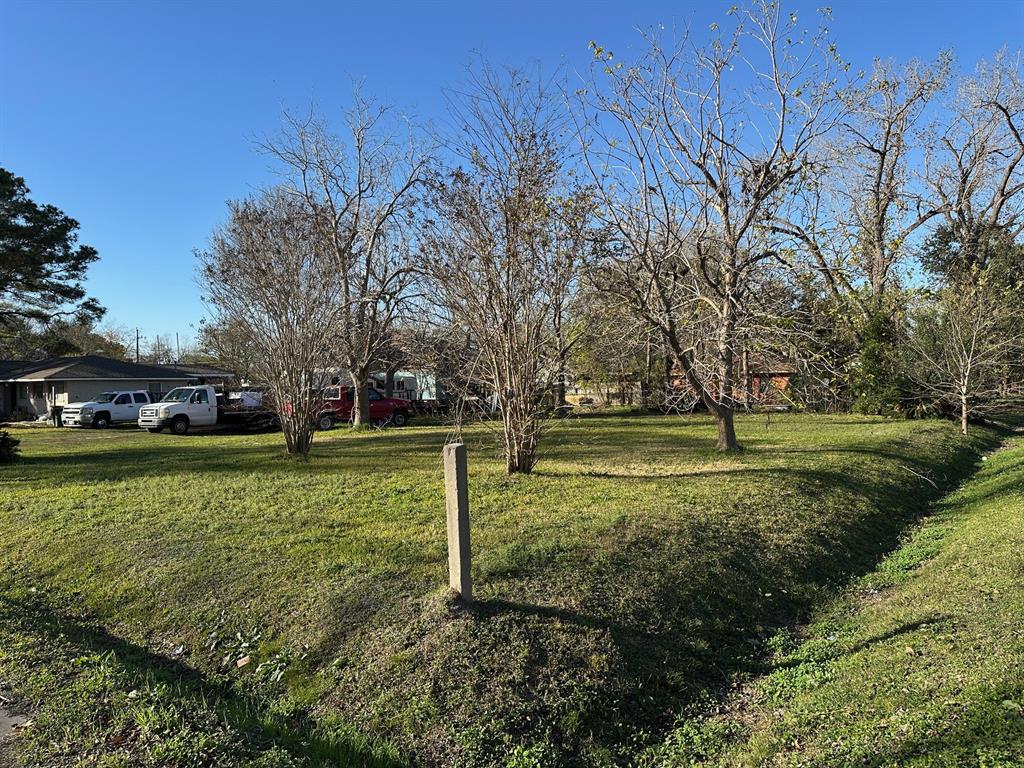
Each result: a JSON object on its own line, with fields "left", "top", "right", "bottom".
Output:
{"left": 198, "top": 191, "right": 343, "bottom": 456}
{"left": 576, "top": 4, "right": 846, "bottom": 451}
{"left": 423, "top": 62, "right": 591, "bottom": 474}
{"left": 261, "top": 94, "right": 430, "bottom": 426}
{"left": 195, "top": 317, "right": 260, "bottom": 382}
{"left": 924, "top": 50, "right": 1024, "bottom": 277}
{"left": 773, "top": 54, "right": 951, "bottom": 334}
{"left": 143, "top": 333, "right": 175, "bottom": 365}
{"left": 908, "top": 279, "right": 1022, "bottom": 434}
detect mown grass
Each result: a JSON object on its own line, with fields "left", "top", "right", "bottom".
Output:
{"left": 648, "top": 428, "right": 1024, "bottom": 767}
{"left": 0, "top": 413, "right": 1002, "bottom": 766}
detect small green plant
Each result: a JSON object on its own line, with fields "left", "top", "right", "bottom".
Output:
{"left": 255, "top": 644, "right": 309, "bottom": 684}
{"left": 204, "top": 610, "right": 262, "bottom": 669}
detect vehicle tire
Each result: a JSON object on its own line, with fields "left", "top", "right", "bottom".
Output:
{"left": 92, "top": 413, "right": 111, "bottom": 429}
{"left": 391, "top": 411, "right": 409, "bottom": 427}
{"left": 316, "top": 413, "right": 335, "bottom": 431}
{"left": 147, "top": 427, "right": 163, "bottom": 434}
{"left": 171, "top": 416, "right": 189, "bottom": 435}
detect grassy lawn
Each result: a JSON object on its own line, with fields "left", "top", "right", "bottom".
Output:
{"left": 649, "top": 429, "right": 1024, "bottom": 768}
{"left": 0, "top": 413, "right": 1003, "bottom": 766}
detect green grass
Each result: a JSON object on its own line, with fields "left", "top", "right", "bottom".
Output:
{"left": 0, "top": 413, "right": 1003, "bottom": 766}
{"left": 648, "top": 429, "right": 1024, "bottom": 768}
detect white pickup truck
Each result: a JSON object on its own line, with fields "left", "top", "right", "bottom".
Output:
{"left": 138, "top": 384, "right": 278, "bottom": 435}
{"left": 62, "top": 390, "right": 155, "bottom": 428}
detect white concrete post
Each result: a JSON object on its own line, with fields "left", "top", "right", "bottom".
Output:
{"left": 443, "top": 443, "right": 473, "bottom": 602}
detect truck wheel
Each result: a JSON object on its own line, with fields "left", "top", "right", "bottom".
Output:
{"left": 391, "top": 411, "right": 409, "bottom": 427}
{"left": 316, "top": 413, "right": 335, "bottom": 431}
{"left": 93, "top": 413, "right": 110, "bottom": 429}
{"left": 147, "top": 427, "right": 163, "bottom": 434}
{"left": 171, "top": 416, "right": 189, "bottom": 435}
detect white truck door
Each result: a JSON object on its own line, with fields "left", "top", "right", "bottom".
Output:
{"left": 112, "top": 393, "right": 134, "bottom": 421}
{"left": 192, "top": 388, "right": 217, "bottom": 425}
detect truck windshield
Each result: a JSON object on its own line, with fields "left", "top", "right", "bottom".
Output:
{"left": 161, "top": 388, "right": 194, "bottom": 402}
{"left": 93, "top": 393, "right": 116, "bottom": 403}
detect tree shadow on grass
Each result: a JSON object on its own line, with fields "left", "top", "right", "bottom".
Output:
{"left": 6, "top": 418, "right": 1008, "bottom": 764}
{"left": 769, "top": 614, "right": 950, "bottom": 671}
{"left": 314, "top": 433, "right": 994, "bottom": 764}
{"left": 5, "top": 429, "right": 452, "bottom": 485}
{"left": 0, "top": 590, "right": 404, "bottom": 768}
{"left": 864, "top": 676, "right": 1024, "bottom": 766}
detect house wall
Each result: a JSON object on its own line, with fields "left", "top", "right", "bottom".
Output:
{"left": 3, "top": 383, "right": 15, "bottom": 417}
{"left": 745, "top": 373, "right": 793, "bottom": 404}
{"left": 11, "top": 379, "right": 190, "bottom": 417}
{"left": 17, "top": 381, "right": 51, "bottom": 417}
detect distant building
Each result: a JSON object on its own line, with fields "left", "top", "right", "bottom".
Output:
{"left": 368, "top": 369, "right": 439, "bottom": 401}
{"left": 737, "top": 353, "right": 797, "bottom": 407}
{"left": 0, "top": 355, "right": 233, "bottom": 418}
{"left": 667, "top": 353, "right": 795, "bottom": 408}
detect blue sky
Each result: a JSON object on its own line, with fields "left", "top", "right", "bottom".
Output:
{"left": 3, "top": 0, "right": 1022, "bottom": 345}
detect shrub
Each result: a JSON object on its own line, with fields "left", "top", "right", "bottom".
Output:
{"left": 850, "top": 312, "right": 912, "bottom": 416}
{"left": 0, "top": 429, "right": 21, "bottom": 463}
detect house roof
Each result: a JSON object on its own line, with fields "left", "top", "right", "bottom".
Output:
{"left": 0, "top": 355, "right": 231, "bottom": 382}
{"left": 0, "top": 360, "right": 34, "bottom": 378}
{"left": 160, "top": 362, "right": 234, "bottom": 378}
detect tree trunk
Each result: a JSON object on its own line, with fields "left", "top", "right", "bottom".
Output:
{"left": 502, "top": 412, "right": 537, "bottom": 474}
{"left": 714, "top": 405, "right": 740, "bottom": 452}
{"left": 741, "top": 348, "right": 750, "bottom": 409}
{"left": 506, "top": 448, "right": 535, "bottom": 474}
{"left": 384, "top": 367, "right": 397, "bottom": 398}
{"left": 640, "top": 339, "right": 653, "bottom": 406}
{"left": 555, "top": 333, "right": 568, "bottom": 409}
{"left": 668, "top": 344, "right": 743, "bottom": 453}
{"left": 555, "top": 377, "right": 567, "bottom": 409}
{"left": 714, "top": 270, "right": 742, "bottom": 453}
{"left": 350, "top": 374, "right": 370, "bottom": 427}
{"left": 961, "top": 391, "right": 969, "bottom": 435}
{"left": 663, "top": 351, "right": 674, "bottom": 405}
{"left": 281, "top": 412, "right": 313, "bottom": 457}
{"left": 553, "top": 302, "right": 567, "bottom": 409}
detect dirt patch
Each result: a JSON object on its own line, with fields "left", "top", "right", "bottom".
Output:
{"left": 0, "top": 691, "right": 27, "bottom": 743}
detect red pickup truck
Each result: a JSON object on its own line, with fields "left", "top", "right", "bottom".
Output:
{"left": 315, "top": 386, "right": 411, "bottom": 430}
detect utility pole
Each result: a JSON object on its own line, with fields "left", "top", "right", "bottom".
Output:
{"left": 135, "top": 329, "right": 140, "bottom": 363}
{"left": 176, "top": 332, "right": 180, "bottom": 364}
